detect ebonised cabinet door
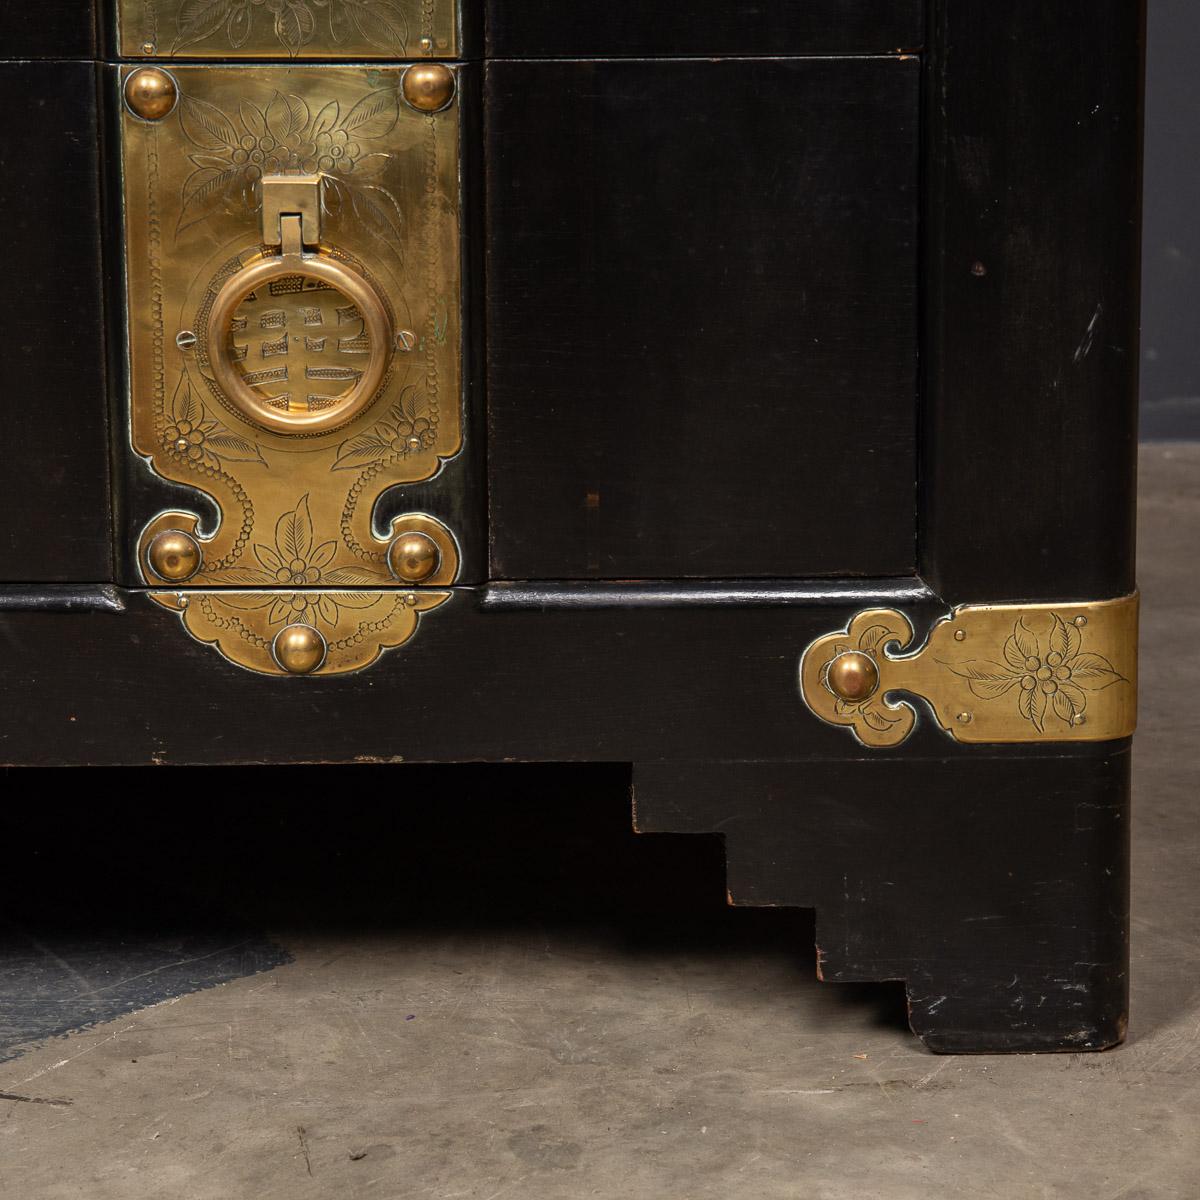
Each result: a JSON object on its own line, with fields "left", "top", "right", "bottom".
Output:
{"left": 485, "top": 57, "right": 919, "bottom": 580}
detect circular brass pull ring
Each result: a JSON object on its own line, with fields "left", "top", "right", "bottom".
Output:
{"left": 207, "top": 249, "right": 393, "bottom": 436}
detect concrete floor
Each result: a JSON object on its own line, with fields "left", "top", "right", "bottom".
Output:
{"left": 1, "top": 443, "right": 1198, "bottom": 1199}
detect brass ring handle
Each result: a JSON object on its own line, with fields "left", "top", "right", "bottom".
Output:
{"left": 207, "top": 249, "right": 393, "bottom": 436}
{"left": 206, "top": 176, "right": 393, "bottom": 436}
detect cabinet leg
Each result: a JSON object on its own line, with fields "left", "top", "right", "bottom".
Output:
{"left": 634, "top": 748, "right": 1130, "bottom": 1054}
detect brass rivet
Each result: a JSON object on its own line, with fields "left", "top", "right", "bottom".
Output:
{"left": 1074, "top": 615, "right": 1088, "bottom": 628}
{"left": 1075, "top": 714, "right": 1087, "bottom": 726}
{"left": 124, "top": 68, "right": 178, "bottom": 122}
{"left": 272, "top": 624, "right": 326, "bottom": 675}
{"left": 388, "top": 532, "right": 440, "bottom": 583}
{"left": 402, "top": 64, "right": 456, "bottom": 113}
{"left": 825, "top": 651, "right": 879, "bottom": 703}
{"left": 954, "top": 629, "right": 966, "bottom": 642}
{"left": 395, "top": 329, "right": 417, "bottom": 353}
{"left": 147, "top": 529, "right": 201, "bottom": 582}
{"left": 419, "top": 36, "right": 435, "bottom": 52}
{"left": 141, "top": 41, "right": 155, "bottom": 55}
{"left": 956, "top": 711, "right": 973, "bottom": 725}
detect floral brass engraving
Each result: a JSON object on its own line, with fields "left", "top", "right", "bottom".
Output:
{"left": 117, "top": 0, "right": 458, "bottom": 59}
{"left": 122, "top": 65, "right": 462, "bottom": 675}
{"left": 800, "top": 595, "right": 1138, "bottom": 747}
{"left": 149, "top": 588, "right": 451, "bottom": 676}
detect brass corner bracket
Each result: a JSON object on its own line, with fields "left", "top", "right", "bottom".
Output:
{"left": 800, "top": 594, "right": 1138, "bottom": 747}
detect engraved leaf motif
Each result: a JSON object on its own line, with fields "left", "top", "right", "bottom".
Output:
{"left": 174, "top": 0, "right": 233, "bottom": 50}
{"left": 856, "top": 624, "right": 893, "bottom": 654}
{"left": 950, "top": 662, "right": 1022, "bottom": 701}
{"left": 1011, "top": 619, "right": 1039, "bottom": 662}
{"left": 350, "top": 184, "right": 403, "bottom": 246}
{"left": 227, "top": 1, "right": 252, "bottom": 48}
{"left": 344, "top": 0, "right": 410, "bottom": 53}
{"left": 1068, "top": 652, "right": 1125, "bottom": 690}
{"left": 339, "top": 87, "right": 400, "bottom": 140}
{"left": 329, "top": 0, "right": 354, "bottom": 43}
{"left": 326, "top": 591, "right": 385, "bottom": 610}
{"left": 310, "top": 541, "right": 337, "bottom": 570}
{"left": 179, "top": 94, "right": 239, "bottom": 151}
{"left": 267, "top": 92, "right": 310, "bottom": 141}
{"left": 860, "top": 705, "right": 899, "bottom": 732}
{"left": 274, "top": 2, "right": 315, "bottom": 54}
{"left": 317, "top": 594, "right": 339, "bottom": 626}
{"left": 1048, "top": 612, "right": 1081, "bottom": 661}
{"left": 171, "top": 368, "right": 204, "bottom": 426}
{"left": 177, "top": 166, "right": 243, "bottom": 235}
{"left": 276, "top": 495, "right": 314, "bottom": 562}
{"left": 310, "top": 100, "right": 340, "bottom": 138}
{"left": 205, "top": 431, "right": 267, "bottom": 465}
{"left": 331, "top": 432, "right": 393, "bottom": 471}
{"left": 255, "top": 544, "right": 283, "bottom": 573}
{"left": 1019, "top": 683, "right": 1047, "bottom": 733}
{"left": 324, "top": 566, "right": 384, "bottom": 585}
{"left": 239, "top": 101, "right": 268, "bottom": 140}
{"left": 206, "top": 567, "right": 274, "bottom": 586}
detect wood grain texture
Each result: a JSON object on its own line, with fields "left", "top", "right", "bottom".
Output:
{"left": 921, "top": 0, "right": 1146, "bottom": 602}
{"left": 0, "top": 62, "right": 112, "bottom": 583}
{"left": 635, "top": 750, "right": 1131, "bottom": 1053}
{"left": 0, "top": 585, "right": 960, "bottom": 766}
{"left": 0, "top": 5, "right": 97, "bottom": 58}
{"left": 485, "top": 1, "right": 923, "bottom": 58}
{"left": 486, "top": 57, "right": 920, "bottom": 580}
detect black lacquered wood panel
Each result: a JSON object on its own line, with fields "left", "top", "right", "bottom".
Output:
{"left": 921, "top": 1, "right": 1145, "bottom": 602}
{"left": 0, "top": 5, "right": 97, "bottom": 58}
{"left": 0, "top": 62, "right": 112, "bottom": 582}
{"left": 486, "top": 1, "right": 923, "bottom": 58}
{"left": 486, "top": 58, "right": 919, "bottom": 580}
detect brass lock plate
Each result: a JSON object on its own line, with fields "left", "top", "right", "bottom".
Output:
{"left": 121, "top": 64, "right": 463, "bottom": 675}
{"left": 116, "top": 1, "right": 459, "bottom": 59}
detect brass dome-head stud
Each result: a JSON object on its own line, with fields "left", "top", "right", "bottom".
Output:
{"left": 124, "top": 68, "right": 178, "bottom": 122}
{"left": 825, "top": 651, "right": 880, "bottom": 704}
{"left": 387, "top": 531, "right": 440, "bottom": 584}
{"left": 401, "top": 64, "right": 456, "bottom": 113}
{"left": 147, "top": 529, "right": 201, "bottom": 582}
{"left": 272, "top": 624, "right": 327, "bottom": 676}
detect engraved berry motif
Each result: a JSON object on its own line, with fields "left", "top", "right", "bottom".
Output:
{"left": 947, "top": 613, "right": 1126, "bottom": 732}
{"left": 164, "top": 365, "right": 266, "bottom": 469}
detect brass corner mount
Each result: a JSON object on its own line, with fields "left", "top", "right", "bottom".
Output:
{"left": 800, "top": 594, "right": 1138, "bottom": 747}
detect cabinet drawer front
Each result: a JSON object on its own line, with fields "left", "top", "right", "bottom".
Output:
{"left": 486, "top": 2, "right": 923, "bottom": 58}
{"left": 486, "top": 57, "right": 919, "bottom": 580}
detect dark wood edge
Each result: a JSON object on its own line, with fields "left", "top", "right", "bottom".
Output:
{"left": 919, "top": 1, "right": 1146, "bottom": 604}
{"left": 0, "top": 585, "right": 125, "bottom": 613}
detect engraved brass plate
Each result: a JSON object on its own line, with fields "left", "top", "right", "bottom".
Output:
{"left": 122, "top": 64, "right": 462, "bottom": 675}
{"left": 117, "top": 1, "right": 458, "bottom": 59}
{"left": 800, "top": 594, "right": 1138, "bottom": 746}
{"left": 150, "top": 588, "right": 450, "bottom": 676}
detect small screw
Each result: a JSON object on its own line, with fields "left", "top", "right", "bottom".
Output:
{"left": 176, "top": 329, "right": 197, "bottom": 351}
{"left": 956, "top": 711, "right": 973, "bottom": 725}
{"left": 1075, "top": 714, "right": 1087, "bottom": 726}
{"left": 395, "top": 329, "right": 417, "bottom": 352}
{"left": 419, "top": 36, "right": 434, "bottom": 52}
{"left": 141, "top": 41, "right": 156, "bottom": 55}
{"left": 954, "top": 629, "right": 966, "bottom": 642}
{"left": 178, "top": 595, "right": 189, "bottom": 610}
{"left": 1074, "top": 615, "right": 1088, "bottom": 627}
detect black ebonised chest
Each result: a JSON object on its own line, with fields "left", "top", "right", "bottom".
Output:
{"left": 0, "top": 2, "right": 1145, "bottom": 1053}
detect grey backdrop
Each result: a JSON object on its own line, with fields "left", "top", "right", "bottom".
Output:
{"left": 1141, "top": 0, "right": 1200, "bottom": 438}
